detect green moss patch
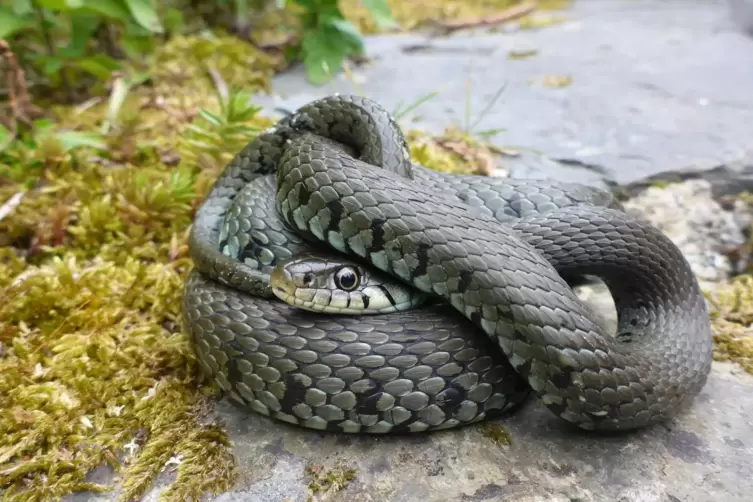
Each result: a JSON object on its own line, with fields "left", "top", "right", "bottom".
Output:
{"left": 343, "top": 0, "right": 572, "bottom": 33}
{"left": 479, "top": 423, "right": 512, "bottom": 447}
{"left": 707, "top": 275, "right": 753, "bottom": 374}
{"left": 305, "top": 462, "right": 358, "bottom": 501}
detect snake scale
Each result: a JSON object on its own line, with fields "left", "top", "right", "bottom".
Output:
{"left": 182, "top": 94, "right": 713, "bottom": 433}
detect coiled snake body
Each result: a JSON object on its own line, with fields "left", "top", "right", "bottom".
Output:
{"left": 182, "top": 95, "right": 713, "bottom": 433}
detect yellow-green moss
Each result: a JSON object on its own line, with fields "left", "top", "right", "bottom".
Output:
{"left": 0, "top": 54, "right": 278, "bottom": 499}
{"left": 305, "top": 463, "right": 357, "bottom": 501}
{"left": 405, "top": 127, "right": 507, "bottom": 175}
{"left": 707, "top": 275, "right": 753, "bottom": 374}
{"left": 343, "top": 0, "right": 572, "bottom": 34}
{"left": 479, "top": 423, "right": 512, "bottom": 447}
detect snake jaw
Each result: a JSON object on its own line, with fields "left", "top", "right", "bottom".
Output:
{"left": 269, "top": 266, "right": 296, "bottom": 303}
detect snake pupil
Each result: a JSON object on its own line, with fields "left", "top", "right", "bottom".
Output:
{"left": 335, "top": 267, "right": 359, "bottom": 291}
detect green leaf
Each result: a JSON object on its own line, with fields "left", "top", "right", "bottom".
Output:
{"left": 163, "top": 7, "right": 184, "bottom": 34}
{"left": 360, "top": 0, "right": 397, "bottom": 29}
{"left": 37, "top": 0, "right": 84, "bottom": 10}
{"left": 41, "top": 57, "right": 64, "bottom": 75}
{"left": 11, "top": 0, "right": 35, "bottom": 16}
{"left": 55, "top": 131, "right": 107, "bottom": 151}
{"left": 60, "top": 13, "right": 100, "bottom": 58}
{"left": 0, "top": 7, "right": 34, "bottom": 38}
{"left": 124, "top": 0, "right": 163, "bottom": 33}
{"left": 79, "top": 0, "right": 131, "bottom": 20}
{"left": 301, "top": 27, "right": 349, "bottom": 85}
{"left": 37, "top": 0, "right": 71, "bottom": 10}
{"left": 325, "top": 18, "right": 364, "bottom": 54}
{"left": 197, "top": 110, "right": 223, "bottom": 127}
{"left": 0, "top": 124, "right": 12, "bottom": 153}
{"left": 76, "top": 55, "right": 122, "bottom": 80}
{"left": 32, "top": 119, "right": 57, "bottom": 132}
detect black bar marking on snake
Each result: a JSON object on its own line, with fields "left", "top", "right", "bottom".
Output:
{"left": 470, "top": 310, "right": 482, "bottom": 328}
{"left": 411, "top": 242, "right": 431, "bottom": 278}
{"left": 551, "top": 365, "right": 574, "bottom": 390}
{"left": 377, "top": 285, "right": 396, "bottom": 306}
{"left": 436, "top": 384, "right": 467, "bottom": 416}
{"left": 354, "top": 380, "right": 383, "bottom": 415}
{"left": 226, "top": 359, "right": 245, "bottom": 390}
{"left": 327, "top": 199, "right": 345, "bottom": 232}
{"left": 458, "top": 270, "right": 473, "bottom": 294}
{"left": 346, "top": 296, "right": 351, "bottom": 309}
{"left": 361, "top": 292, "right": 370, "bottom": 310}
{"left": 514, "top": 359, "right": 533, "bottom": 380}
{"left": 370, "top": 218, "right": 387, "bottom": 250}
{"left": 297, "top": 183, "right": 311, "bottom": 206}
{"left": 279, "top": 374, "right": 310, "bottom": 415}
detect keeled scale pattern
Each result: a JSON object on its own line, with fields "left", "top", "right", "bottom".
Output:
{"left": 182, "top": 270, "right": 532, "bottom": 433}
{"left": 188, "top": 95, "right": 412, "bottom": 298}
{"left": 273, "top": 136, "right": 713, "bottom": 431}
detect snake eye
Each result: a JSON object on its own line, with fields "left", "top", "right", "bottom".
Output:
{"left": 334, "top": 267, "right": 359, "bottom": 291}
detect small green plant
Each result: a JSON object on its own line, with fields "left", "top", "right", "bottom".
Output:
{"left": 179, "top": 84, "right": 265, "bottom": 172}
{"left": 281, "top": 0, "right": 397, "bottom": 84}
{"left": 1, "top": 0, "right": 165, "bottom": 101}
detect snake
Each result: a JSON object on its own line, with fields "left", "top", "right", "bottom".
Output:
{"left": 182, "top": 94, "right": 713, "bottom": 433}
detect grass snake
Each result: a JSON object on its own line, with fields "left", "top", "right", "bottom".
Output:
{"left": 182, "top": 94, "right": 713, "bottom": 433}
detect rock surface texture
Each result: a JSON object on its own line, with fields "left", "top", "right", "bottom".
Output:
{"left": 71, "top": 1, "right": 753, "bottom": 501}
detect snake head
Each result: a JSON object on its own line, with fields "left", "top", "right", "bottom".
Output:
{"left": 269, "top": 253, "right": 426, "bottom": 315}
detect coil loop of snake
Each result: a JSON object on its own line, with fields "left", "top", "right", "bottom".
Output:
{"left": 182, "top": 94, "right": 713, "bottom": 434}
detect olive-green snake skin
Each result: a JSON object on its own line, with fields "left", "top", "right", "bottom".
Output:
{"left": 182, "top": 94, "right": 713, "bottom": 433}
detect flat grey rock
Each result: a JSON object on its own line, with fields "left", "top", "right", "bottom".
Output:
{"left": 252, "top": 0, "right": 753, "bottom": 187}
{"left": 76, "top": 363, "right": 753, "bottom": 502}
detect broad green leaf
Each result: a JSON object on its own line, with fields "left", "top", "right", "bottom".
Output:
{"left": 37, "top": 0, "right": 69, "bottom": 10}
{"left": 124, "top": 0, "right": 163, "bottom": 33}
{"left": 11, "top": 0, "right": 35, "bottom": 16}
{"left": 41, "top": 56, "right": 64, "bottom": 75}
{"left": 61, "top": 13, "right": 100, "bottom": 57}
{"left": 325, "top": 18, "right": 364, "bottom": 54}
{"left": 301, "top": 27, "right": 349, "bottom": 85}
{"left": 80, "top": 0, "right": 131, "bottom": 20}
{"left": 37, "top": 0, "right": 83, "bottom": 10}
{"left": 360, "top": 0, "right": 397, "bottom": 29}
{"left": 0, "top": 7, "right": 34, "bottom": 38}
{"left": 76, "top": 55, "right": 122, "bottom": 80}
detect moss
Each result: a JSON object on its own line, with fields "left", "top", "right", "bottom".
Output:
{"left": 0, "top": 61, "right": 279, "bottom": 499}
{"left": 305, "top": 463, "right": 357, "bottom": 501}
{"left": 0, "top": 252, "right": 236, "bottom": 500}
{"left": 405, "top": 127, "right": 507, "bottom": 175}
{"left": 343, "top": 0, "right": 572, "bottom": 34}
{"left": 478, "top": 423, "right": 512, "bottom": 447}
{"left": 706, "top": 275, "right": 753, "bottom": 374}
{"left": 148, "top": 33, "right": 285, "bottom": 106}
